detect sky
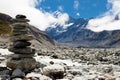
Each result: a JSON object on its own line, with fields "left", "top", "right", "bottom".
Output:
{"left": 37, "top": 0, "right": 109, "bottom": 19}
{"left": 0, "top": 0, "right": 120, "bottom": 32}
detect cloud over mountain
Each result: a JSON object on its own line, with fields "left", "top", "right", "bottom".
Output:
{"left": 87, "top": 0, "right": 120, "bottom": 32}
{"left": 0, "top": 0, "right": 69, "bottom": 30}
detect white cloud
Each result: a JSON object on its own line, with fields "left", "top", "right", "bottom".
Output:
{"left": 87, "top": 0, "right": 120, "bottom": 32}
{"left": 0, "top": 0, "right": 69, "bottom": 30}
{"left": 74, "top": 0, "right": 79, "bottom": 10}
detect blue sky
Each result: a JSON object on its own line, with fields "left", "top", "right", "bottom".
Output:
{"left": 36, "top": 0, "right": 110, "bottom": 19}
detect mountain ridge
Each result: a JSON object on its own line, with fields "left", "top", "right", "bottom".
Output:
{"left": 45, "top": 16, "right": 120, "bottom": 48}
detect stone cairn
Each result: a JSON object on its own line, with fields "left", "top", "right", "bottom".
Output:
{"left": 7, "top": 15, "right": 37, "bottom": 72}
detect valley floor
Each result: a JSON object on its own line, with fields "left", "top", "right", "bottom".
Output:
{"left": 0, "top": 48, "right": 120, "bottom": 80}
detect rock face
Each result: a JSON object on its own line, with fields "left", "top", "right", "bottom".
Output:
{"left": 7, "top": 15, "right": 37, "bottom": 72}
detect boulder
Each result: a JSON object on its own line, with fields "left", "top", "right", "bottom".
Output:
{"left": 43, "top": 64, "right": 65, "bottom": 79}
{"left": 98, "top": 78, "right": 105, "bottom": 80}
{"left": 12, "top": 68, "right": 25, "bottom": 78}
{"left": 72, "top": 77, "right": 84, "bottom": 80}
{"left": 7, "top": 58, "right": 36, "bottom": 72}
{"left": 105, "top": 78, "right": 116, "bottom": 80}
{"left": 26, "top": 72, "right": 52, "bottom": 80}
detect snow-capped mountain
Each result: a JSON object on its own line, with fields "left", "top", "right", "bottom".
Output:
{"left": 45, "top": 16, "right": 120, "bottom": 48}
{"left": 45, "top": 17, "right": 88, "bottom": 40}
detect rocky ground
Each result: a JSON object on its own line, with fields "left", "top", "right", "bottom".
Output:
{"left": 0, "top": 47, "right": 120, "bottom": 80}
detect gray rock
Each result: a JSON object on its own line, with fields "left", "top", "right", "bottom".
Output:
{"left": 10, "top": 34, "right": 34, "bottom": 42}
{"left": 98, "top": 78, "right": 105, "bottom": 80}
{"left": 13, "top": 18, "right": 30, "bottom": 22}
{"left": 67, "top": 69, "right": 82, "bottom": 76}
{"left": 12, "top": 78, "right": 23, "bottom": 80}
{"left": 115, "top": 51, "right": 120, "bottom": 56}
{"left": 29, "top": 77, "right": 39, "bottom": 80}
{"left": 12, "top": 28, "right": 28, "bottom": 32}
{"left": 11, "top": 54, "right": 34, "bottom": 59}
{"left": 16, "top": 15, "right": 26, "bottom": 19}
{"left": 12, "top": 23, "right": 29, "bottom": 29}
{"left": 13, "top": 41, "right": 31, "bottom": 48}
{"left": 12, "top": 30, "right": 28, "bottom": 36}
{"left": 0, "top": 67, "right": 8, "bottom": 71}
{"left": 0, "top": 67, "right": 11, "bottom": 77}
{"left": 13, "top": 14, "right": 29, "bottom": 22}
{"left": 12, "top": 69, "right": 25, "bottom": 78}
{"left": 103, "top": 66, "right": 113, "bottom": 73}
{"left": 0, "top": 70, "right": 11, "bottom": 76}
{"left": 26, "top": 72, "right": 52, "bottom": 80}
{"left": 72, "top": 77, "right": 84, "bottom": 80}
{"left": 37, "top": 62, "right": 47, "bottom": 68}
{"left": 49, "top": 61, "right": 54, "bottom": 65}
{"left": 0, "top": 75, "right": 10, "bottom": 80}
{"left": 113, "top": 60, "right": 120, "bottom": 65}
{"left": 51, "top": 54, "right": 58, "bottom": 59}
{"left": 8, "top": 46, "right": 35, "bottom": 54}
{"left": 43, "top": 64, "right": 65, "bottom": 79}
{"left": 7, "top": 58, "right": 37, "bottom": 71}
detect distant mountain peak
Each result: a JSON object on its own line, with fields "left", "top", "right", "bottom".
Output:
{"left": 114, "top": 14, "right": 119, "bottom": 20}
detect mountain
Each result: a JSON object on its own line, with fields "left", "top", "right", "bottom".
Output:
{"left": 45, "top": 17, "right": 120, "bottom": 48}
{"left": 46, "top": 17, "right": 87, "bottom": 39}
{"left": 0, "top": 13, "right": 57, "bottom": 50}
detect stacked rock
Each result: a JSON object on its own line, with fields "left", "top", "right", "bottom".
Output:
{"left": 7, "top": 15, "right": 36, "bottom": 72}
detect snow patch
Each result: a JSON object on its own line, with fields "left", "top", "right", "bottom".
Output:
{"left": 64, "top": 23, "right": 74, "bottom": 28}
{"left": 0, "top": 48, "right": 13, "bottom": 55}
